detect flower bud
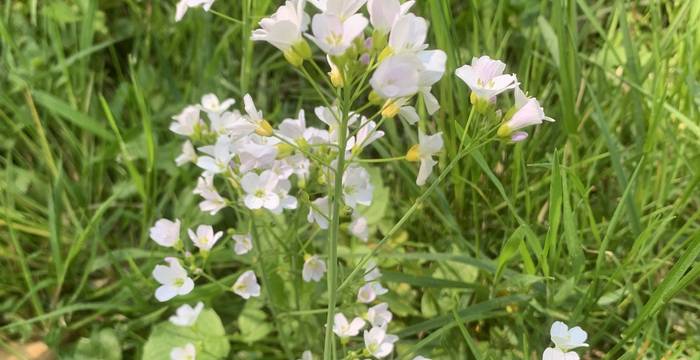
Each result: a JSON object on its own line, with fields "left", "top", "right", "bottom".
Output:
{"left": 329, "top": 67, "right": 344, "bottom": 88}
{"left": 276, "top": 143, "right": 295, "bottom": 158}
{"left": 378, "top": 46, "right": 393, "bottom": 63}
{"left": 381, "top": 100, "right": 401, "bottom": 119}
{"left": 255, "top": 119, "right": 274, "bottom": 137}
{"left": 470, "top": 92, "right": 490, "bottom": 113}
{"left": 293, "top": 39, "right": 312, "bottom": 60}
{"left": 496, "top": 123, "right": 512, "bottom": 138}
{"left": 405, "top": 144, "right": 420, "bottom": 162}
{"left": 368, "top": 91, "right": 384, "bottom": 105}
{"left": 283, "top": 49, "right": 304, "bottom": 67}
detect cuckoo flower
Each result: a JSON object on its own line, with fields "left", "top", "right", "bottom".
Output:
{"left": 363, "top": 327, "right": 399, "bottom": 358}
{"left": 175, "top": 0, "right": 215, "bottom": 22}
{"left": 232, "top": 270, "right": 261, "bottom": 299}
{"left": 342, "top": 165, "right": 373, "bottom": 208}
{"left": 332, "top": 313, "right": 366, "bottom": 338}
{"left": 241, "top": 170, "right": 281, "bottom": 210}
{"left": 169, "top": 302, "right": 204, "bottom": 327}
{"left": 497, "top": 86, "right": 555, "bottom": 142}
{"left": 196, "top": 136, "right": 233, "bottom": 175}
{"left": 170, "top": 343, "right": 196, "bottom": 360}
{"left": 152, "top": 257, "right": 194, "bottom": 302}
{"left": 386, "top": 13, "right": 428, "bottom": 56}
{"left": 308, "top": 13, "right": 368, "bottom": 56}
{"left": 170, "top": 106, "right": 203, "bottom": 137}
{"left": 550, "top": 321, "right": 588, "bottom": 352}
{"left": 199, "top": 93, "right": 235, "bottom": 116}
{"left": 251, "top": 0, "right": 311, "bottom": 66}
{"left": 455, "top": 55, "right": 517, "bottom": 104}
{"left": 366, "top": 302, "right": 393, "bottom": 328}
{"left": 367, "top": 0, "right": 414, "bottom": 34}
{"left": 406, "top": 132, "right": 443, "bottom": 186}
{"left": 302, "top": 255, "right": 327, "bottom": 282}
{"left": 176, "top": 140, "right": 197, "bottom": 166}
{"left": 543, "top": 347, "right": 580, "bottom": 360}
{"left": 150, "top": 218, "right": 181, "bottom": 248}
{"left": 309, "top": 0, "right": 366, "bottom": 19}
{"left": 187, "top": 225, "right": 223, "bottom": 252}
{"left": 233, "top": 233, "right": 253, "bottom": 255}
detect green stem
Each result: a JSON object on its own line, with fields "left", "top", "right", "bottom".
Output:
{"left": 336, "top": 136, "right": 493, "bottom": 293}
{"left": 323, "top": 91, "right": 351, "bottom": 360}
{"left": 209, "top": 10, "right": 243, "bottom": 24}
{"left": 356, "top": 156, "right": 405, "bottom": 163}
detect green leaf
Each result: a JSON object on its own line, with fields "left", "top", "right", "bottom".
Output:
{"left": 72, "top": 329, "right": 121, "bottom": 360}
{"left": 142, "top": 309, "right": 230, "bottom": 360}
{"left": 237, "top": 301, "right": 273, "bottom": 344}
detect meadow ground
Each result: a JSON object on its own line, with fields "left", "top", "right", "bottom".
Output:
{"left": 1, "top": 0, "right": 699, "bottom": 359}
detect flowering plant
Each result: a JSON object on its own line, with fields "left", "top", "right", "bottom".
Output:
{"left": 144, "top": 0, "right": 557, "bottom": 359}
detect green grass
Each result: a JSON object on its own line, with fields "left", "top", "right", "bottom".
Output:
{"left": 1, "top": 0, "right": 699, "bottom": 359}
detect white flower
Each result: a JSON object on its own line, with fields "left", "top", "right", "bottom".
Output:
{"left": 342, "top": 165, "right": 373, "bottom": 209}
{"left": 251, "top": 0, "right": 309, "bottom": 52}
{"left": 363, "top": 260, "right": 382, "bottom": 282}
{"left": 278, "top": 110, "right": 308, "bottom": 144}
{"left": 285, "top": 154, "right": 311, "bottom": 181}
{"left": 235, "top": 135, "right": 279, "bottom": 172}
{"left": 233, "top": 233, "right": 253, "bottom": 255}
{"left": 455, "top": 55, "right": 517, "bottom": 102}
{"left": 241, "top": 94, "right": 274, "bottom": 136}
{"left": 550, "top": 321, "right": 588, "bottom": 352}
{"left": 363, "top": 327, "right": 398, "bottom": 358}
{"left": 332, "top": 313, "right": 366, "bottom": 338}
{"left": 406, "top": 131, "right": 443, "bottom": 186}
{"left": 152, "top": 257, "right": 194, "bottom": 302}
{"left": 366, "top": 302, "right": 392, "bottom": 328}
{"left": 200, "top": 93, "right": 235, "bottom": 115}
{"left": 388, "top": 13, "right": 428, "bottom": 55}
{"left": 542, "top": 347, "right": 579, "bottom": 360}
{"left": 351, "top": 118, "right": 384, "bottom": 153}
{"left": 196, "top": 136, "right": 233, "bottom": 175}
{"left": 309, "top": 0, "right": 366, "bottom": 19}
{"left": 370, "top": 54, "right": 422, "bottom": 99}
{"left": 175, "top": 0, "right": 215, "bottom": 22}
{"left": 298, "top": 350, "right": 313, "bottom": 360}
{"left": 302, "top": 255, "right": 327, "bottom": 282}
{"left": 176, "top": 140, "right": 198, "bottom": 166}
{"left": 413, "top": 356, "right": 431, "bottom": 360}
{"left": 169, "top": 302, "right": 204, "bottom": 327}
{"left": 241, "top": 170, "right": 281, "bottom": 210}
{"left": 232, "top": 270, "right": 261, "bottom": 299}
{"left": 357, "top": 281, "right": 388, "bottom": 303}
{"left": 193, "top": 174, "right": 227, "bottom": 215}
{"left": 149, "top": 218, "right": 181, "bottom": 247}
{"left": 308, "top": 196, "right": 330, "bottom": 229}
{"left": 269, "top": 177, "right": 298, "bottom": 214}
{"left": 308, "top": 13, "right": 368, "bottom": 56}
{"left": 498, "top": 86, "right": 555, "bottom": 141}
{"left": 417, "top": 50, "right": 447, "bottom": 115}
{"left": 170, "top": 105, "right": 203, "bottom": 136}
{"left": 187, "top": 225, "right": 223, "bottom": 252}
{"left": 170, "top": 343, "right": 196, "bottom": 360}
{"left": 349, "top": 214, "right": 369, "bottom": 241}
{"left": 367, "top": 0, "right": 414, "bottom": 34}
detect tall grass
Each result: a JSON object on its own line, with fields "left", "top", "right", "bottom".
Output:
{"left": 1, "top": 0, "right": 698, "bottom": 358}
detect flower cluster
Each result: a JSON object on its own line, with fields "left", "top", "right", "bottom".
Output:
{"left": 455, "top": 56, "right": 555, "bottom": 142}
{"left": 156, "top": 0, "right": 560, "bottom": 358}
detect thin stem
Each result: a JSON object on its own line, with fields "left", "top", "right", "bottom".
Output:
{"left": 356, "top": 156, "right": 405, "bottom": 163}
{"left": 323, "top": 89, "right": 351, "bottom": 360}
{"left": 209, "top": 10, "right": 243, "bottom": 24}
{"left": 336, "top": 136, "right": 493, "bottom": 293}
